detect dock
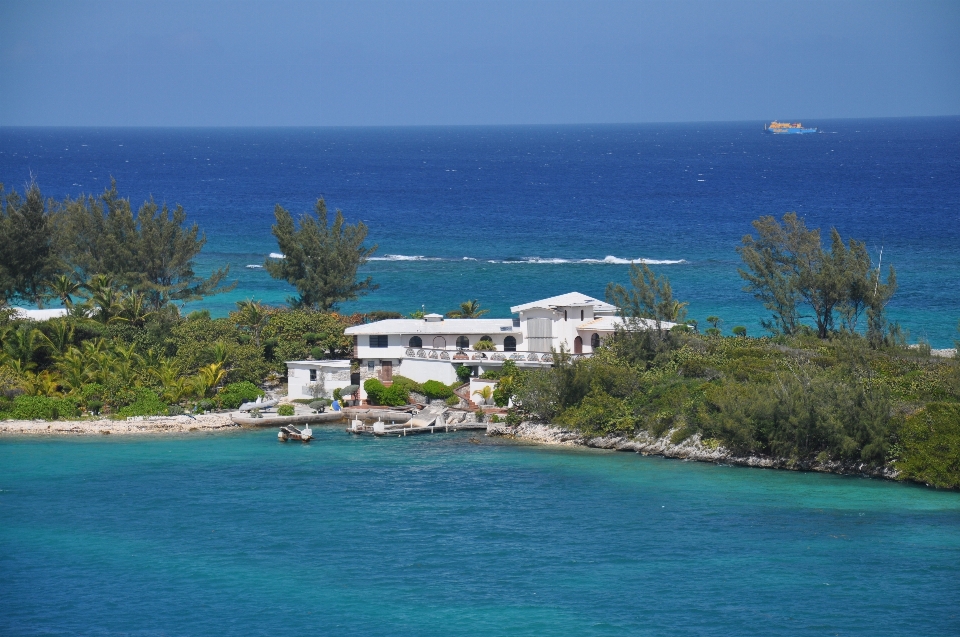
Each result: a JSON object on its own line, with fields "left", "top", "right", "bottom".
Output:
{"left": 347, "top": 406, "right": 486, "bottom": 436}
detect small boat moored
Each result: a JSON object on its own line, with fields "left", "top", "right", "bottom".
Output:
{"left": 278, "top": 424, "right": 313, "bottom": 442}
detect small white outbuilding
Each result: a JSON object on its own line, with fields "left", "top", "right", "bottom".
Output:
{"left": 286, "top": 360, "right": 353, "bottom": 401}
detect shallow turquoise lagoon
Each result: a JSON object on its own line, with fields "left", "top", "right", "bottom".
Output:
{"left": 2, "top": 428, "right": 959, "bottom": 636}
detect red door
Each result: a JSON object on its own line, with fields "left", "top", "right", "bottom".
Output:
{"left": 574, "top": 336, "right": 583, "bottom": 354}
{"left": 380, "top": 360, "right": 393, "bottom": 382}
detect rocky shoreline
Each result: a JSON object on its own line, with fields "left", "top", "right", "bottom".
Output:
{"left": 487, "top": 422, "right": 900, "bottom": 481}
{"left": 0, "top": 413, "right": 241, "bottom": 436}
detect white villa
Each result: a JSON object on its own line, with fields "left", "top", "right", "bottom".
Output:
{"left": 286, "top": 359, "right": 353, "bottom": 401}
{"left": 338, "top": 291, "right": 676, "bottom": 400}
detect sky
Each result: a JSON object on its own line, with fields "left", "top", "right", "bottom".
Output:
{"left": 1, "top": 0, "right": 958, "bottom": 126}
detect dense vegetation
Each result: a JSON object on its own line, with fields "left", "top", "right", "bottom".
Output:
{"left": 494, "top": 215, "right": 959, "bottom": 489}
{"left": 0, "top": 182, "right": 370, "bottom": 419}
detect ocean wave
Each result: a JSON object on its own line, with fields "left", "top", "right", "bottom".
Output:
{"left": 368, "top": 254, "right": 443, "bottom": 261}
{"left": 487, "top": 256, "right": 687, "bottom": 265}
{"left": 268, "top": 252, "right": 285, "bottom": 259}
{"left": 361, "top": 254, "right": 686, "bottom": 265}
{"left": 245, "top": 264, "right": 264, "bottom": 269}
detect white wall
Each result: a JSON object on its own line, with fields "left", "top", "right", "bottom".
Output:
{"left": 287, "top": 362, "right": 352, "bottom": 400}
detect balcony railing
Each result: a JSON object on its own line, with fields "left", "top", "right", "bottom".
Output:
{"left": 402, "top": 347, "right": 570, "bottom": 364}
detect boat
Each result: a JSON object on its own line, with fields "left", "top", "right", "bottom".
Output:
{"left": 238, "top": 396, "right": 279, "bottom": 412}
{"left": 278, "top": 424, "right": 313, "bottom": 442}
{"left": 765, "top": 121, "right": 818, "bottom": 134}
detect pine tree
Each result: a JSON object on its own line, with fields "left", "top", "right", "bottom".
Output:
{"left": 265, "top": 198, "right": 378, "bottom": 311}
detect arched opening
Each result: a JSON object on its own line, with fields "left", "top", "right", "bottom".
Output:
{"left": 503, "top": 336, "right": 517, "bottom": 352}
{"left": 409, "top": 336, "right": 422, "bottom": 348}
{"left": 590, "top": 333, "right": 601, "bottom": 349}
{"left": 574, "top": 336, "right": 583, "bottom": 354}
{"left": 433, "top": 336, "right": 446, "bottom": 349}
{"left": 479, "top": 335, "right": 492, "bottom": 342}
{"left": 456, "top": 335, "right": 469, "bottom": 349}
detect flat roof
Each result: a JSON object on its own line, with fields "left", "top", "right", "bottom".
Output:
{"left": 346, "top": 318, "right": 518, "bottom": 336}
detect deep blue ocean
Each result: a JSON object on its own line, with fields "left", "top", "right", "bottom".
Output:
{"left": 2, "top": 429, "right": 960, "bottom": 636}
{"left": 1, "top": 119, "right": 958, "bottom": 345}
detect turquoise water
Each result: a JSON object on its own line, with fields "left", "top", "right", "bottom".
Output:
{"left": 2, "top": 429, "right": 959, "bottom": 636}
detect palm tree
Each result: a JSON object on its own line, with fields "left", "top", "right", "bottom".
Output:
{"left": 49, "top": 275, "right": 80, "bottom": 309}
{"left": 446, "top": 300, "right": 489, "bottom": 319}
{"left": 3, "top": 326, "right": 40, "bottom": 370}
{"left": 57, "top": 347, "right": 91, "bottom": 393}
{"left": 151, "top": 359, "right": 187, "bottom": 404}
{"left": 234, "top": 300, "right": 270, "bottom": 347}
{"left": 190, "top": 362, "right": 226, "bottom": 399}
{"left": 472, "top": 385, "right": 493, "bottom": 405}
{"left": 38, "top": 319, "right": 75, "bottom": 357}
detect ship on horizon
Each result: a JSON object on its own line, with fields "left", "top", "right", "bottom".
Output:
{"left": 765, "top": 121, "right": 818, "bottom": 134}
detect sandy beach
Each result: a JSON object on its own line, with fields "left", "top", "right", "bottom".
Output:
{"left": 0, "top": 413, "right": 241, "bottom": 436}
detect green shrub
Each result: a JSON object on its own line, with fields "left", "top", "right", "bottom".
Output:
{"left": 382, "top": 384, "right": 409, "bottom": 406}
{"left": 895, "top": 403, "right": 960, "bottom": 489}
{"left": 10, "top": 395, "right": 80, "bottom": 420}
{"left": 445, "top": 395, "right": 460, "bottom": 406}
{"left": 167, "top": 405, "right": 184, "bottom": 416}
{"left": 332, "top": 388, "right": 342, "bottom": 402}
{"left": 117, "top": 390, "right": 168, "bottom": 418}
{"left": 473, "top": 339, "right": 496, "bottom": 351}
{"left": 195, "top": 399, "right": 216, "bottom": 413}
{"left": 390, "top": 375, "right": 422, "bottom": 395}
{"left": 490, "top": 414, "right": 500, "bottom": 423}
{"left": 309, "top": 400, "right": 328, "bottom": 412}
{"left": 310, "top": 346, "right": 323, "bottom": 359}
{"left": 732, "top": 326, "right": 747, "bottom": 337}
{"left": 86, "top": 399, "right": 103, "bottom": 415}
{"left": 217, "top": 381, "right": 264, "bottom": 409}
{"left": 364, "top": 378, "right": 386, "bottom": 403}
{"left": 421, "top": 380, "right": 454, "bottom": 399}
{"left": 277, "top": 404, "right": 295, "bottom": 416}
{"left": 455, "top": 365, "right": 472, "bottom": 384}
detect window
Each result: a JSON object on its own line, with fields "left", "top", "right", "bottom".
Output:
{"left": 456, "top": 335, "right": 469, "bottom": 349}
{"left": 503, "top": 336, "right": 517, "bottom": 351}
{"left": 309, "top": 369, "right": 317, "bottom": 381}
{"left": 369, "top": 335, "right": 388, "bottom": 348}
{"left": 563, "top": 309, "right": 568, "bottom": 321}
{"left": 479, "top": 335, "right": 492, "bottom": 342}
{"left": 409, "top": 336, "right": 422, "bottom": 348}
{"left": 367, "top": 361, "right": 375, "bottom": 371}
{"left": 433, "top": 336, "right": 446, "bottom": 349}
{"left": 591, "top": 333, "right": 601, "bottom": 349}
{"left": 580, "top": 309, "right": 584, "bottom": 321}
{"left": 512, "top": 318, "right": 520, "bottom": 327}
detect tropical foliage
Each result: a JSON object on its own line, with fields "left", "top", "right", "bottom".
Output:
{"left": 265, "top": 198, "right": 378, "bottom": 310}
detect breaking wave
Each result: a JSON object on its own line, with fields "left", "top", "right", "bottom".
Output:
{"left": 488, "top": 256, "right": 687, "bottom": 265}
{"left": 268, "top": 252, "right": 285, "bottom": 259}
{"left": 368, "top": 254, "right": 443, "bottom": 261}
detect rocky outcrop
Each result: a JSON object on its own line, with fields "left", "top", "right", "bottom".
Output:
{"left": 487, "top": 422, "right": 900, "bottom": 481}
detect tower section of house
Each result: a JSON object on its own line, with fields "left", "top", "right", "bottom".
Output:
{"left": 510, "top": 291, "right": 618, "bottom": 354}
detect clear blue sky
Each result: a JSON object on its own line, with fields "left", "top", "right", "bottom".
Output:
{"left": 1, "top": 0, "right": 958, "bottom": 126}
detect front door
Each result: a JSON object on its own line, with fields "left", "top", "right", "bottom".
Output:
{"left": 380, "top": 360, "right": 393, "bottom": 382}
{"left": 574, "top": 336, "right": 583, "bottom": 354}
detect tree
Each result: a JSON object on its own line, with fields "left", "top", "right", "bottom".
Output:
{"left": 50, "top": 180, "right": 233, "bottom": 310}
{"left": 0, "top": 183, "right": 60, "bottom": 305}
{"left": 605, "top": 262, "right": 687, "bottom": 330}
{"left": 737, "top": 213, "right": 896, "bottom": 339}
{"left": 265, "top": 198, "right": 378, "bottom": 311}
{"left": 446, "top": 300, "right": 489, "bottom": 318}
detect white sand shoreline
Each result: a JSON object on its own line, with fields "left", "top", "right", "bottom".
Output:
{"left": 0, "top": 413, "right": 240, "bottom": 436}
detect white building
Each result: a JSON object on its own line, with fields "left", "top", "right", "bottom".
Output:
{"left": 286, "top": 359, "right": 353, "bottom": 400}
{"left": 343, "top": 291, "right": 676, "bottom": 398}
